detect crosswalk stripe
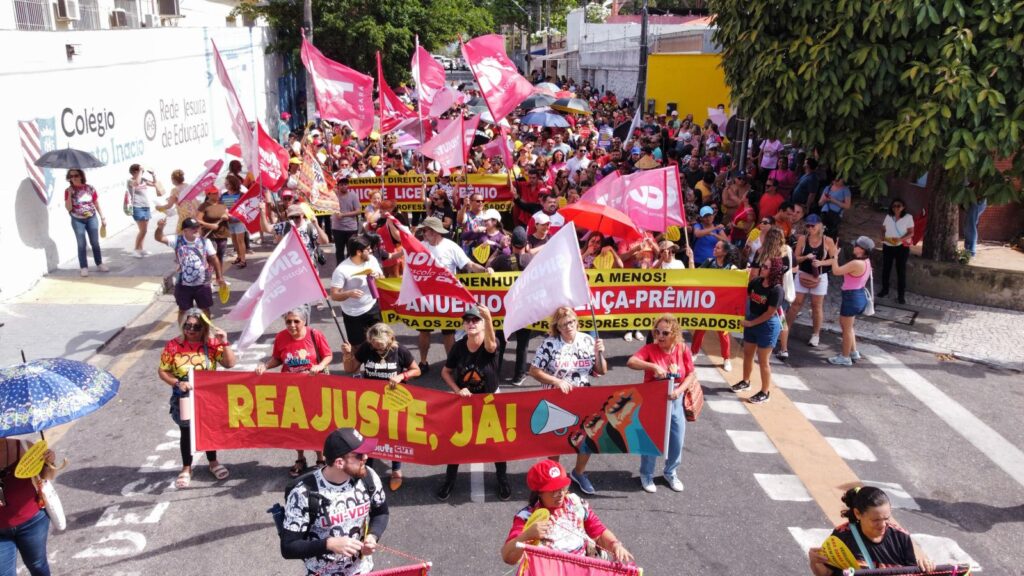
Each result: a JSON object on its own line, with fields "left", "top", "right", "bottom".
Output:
{"left": 772, "top": 373, "right": 809, "bottom": 391}
{"left": 862, "top": 480, "right": 920, "bottom": 511}
{"left": 753, "top": 473, "right": 813, "bottom": 501}
{"left": 725, "top": 430, "right": 778, "bottom": 454}
{"left": 793, "top": 402, "right": 842, "bottom": 423}
{"left": 706, "top": 399, "right": 748, "bottom": 415}
{"left": 824, "top": 437, "right": 877, "bottom": 462}
{"left": 787, "top": 528, "right": 981, "bottom": 570}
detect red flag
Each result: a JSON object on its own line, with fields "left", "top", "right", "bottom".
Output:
{"left": 411, "top": 42, "right": 446, "bottom": 116}
{"left": 226, "top": 226, "right": 327, "bottom": 350}
{"left": 419, "top": 116, "right": 468, "bottom": 171}
{"left": 211, "top": 41, "right": 257, "bottom": 176}
{"left": 390, "top": 217, "right": 474, "bottom": 306}
{"left": 516, "top": 544, "right": 642, "bottom": 576}
{"left": 256, "top": 122, "right": 289, "bottom": 190}
{"left": 460, "top": 34, "right": 533, "bottom": 122}
{"left": 178, "top": 159, "right": 224, "bottom": 205}
{"left": 616, "top": 166, "right": 686, "bottom": 231}
{"left": 229, "top": 184, "right": 263, "bottom": 233}
{"left": 300, "top": 34, "right": 374, "bottom": 138}
{"left": 377, "top": 52, "right": 415, "bottom": 134}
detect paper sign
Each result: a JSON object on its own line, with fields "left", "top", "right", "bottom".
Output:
{"left": 523, "top": 507, "right": 550, "bottom": 542}
{"left": 821, "top": 535, "right": 859, "bottom": 569}
{"left": 592, "top": 250, "right": 615, "bottom": 269}
{"left": 472, "top": 243, "right": 492, "bottom": 264}
{"left": 666, "top": 226, "right": 681, "bottom": 242}
{"left": 382, "top": 383, "right": 414, "bottom": 411}
{"left": 218, "top": 282, "right": 230, "bottom": 304}
{"left": 15, "top": 440, "right": 48, "bottom": 479}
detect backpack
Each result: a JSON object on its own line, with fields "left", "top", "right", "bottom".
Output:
{"left": 268, "top": 469, "right": 380, "bottom": 554}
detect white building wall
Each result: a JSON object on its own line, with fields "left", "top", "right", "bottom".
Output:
{"left": 2, "top": 0, "right": 253, "bottom": 31}
{"left": 0, "top": 25, "right": 281, "bottom": 297}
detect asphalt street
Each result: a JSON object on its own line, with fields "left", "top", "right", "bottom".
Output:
{"left": 34, "top": 245, "right": 1024, "bottom": 575}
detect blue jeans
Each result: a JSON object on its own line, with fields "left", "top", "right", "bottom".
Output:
{"left": 964, "top": 199, "right": 987, "bottom": 256}
{"left": 640, "top": 395, "right": 686, "bottom": 479}
{"left": 70, "top": 215, "right": 102, "bottom": 269}
{"left": 0, "top": 510, "right": 51, "bottom": 576}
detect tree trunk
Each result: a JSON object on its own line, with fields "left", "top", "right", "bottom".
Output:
{"left": 921, "top": 165, "right": 960, "bottom": 262}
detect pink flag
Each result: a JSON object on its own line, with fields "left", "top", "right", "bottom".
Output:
{"left": 617, "top": 165, "right": 686, "bottom": 231}
{"left": 461, "top": 34, "right": 533, "bottom": 122}
{"left": 227, "top": 227, "right": 327, "bottom": 350}
{"left": 516, "top": 544, "right": 642, "bottom": 576}
{"left": 420, "top": 116, "right": 469, "bottom": 171}
{"left": 482, "top": 128, "right": 513, "bottom": 168}
{"left": 377, "top": 51, "right": 415, "bottom": 134}
{"left": 411, "top": 42, "right": 446, "bottom": 115}
{"left": 300, "top": 34, "right": 375, "bottom": 138}
{"left": 503, "top": 222, "right": 591, "bottom": 338}
{"left": 578, "top": 170, "right": 622, "bottom": 207}
{"left": 211, "top": 41, "right": 257, "bottom": 176}
{"left": 178, "top": 159, "right": 224, "bottom": 205}
{"left": 256, "top": 122, "right": 289, "bottom": 190}
{"left": 228, "top": 184, "right": 264, "bottom": 234}
{"left": 390, "top": 217, "right": 475, "bottom": 306}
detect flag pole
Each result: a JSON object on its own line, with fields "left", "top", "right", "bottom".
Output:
{"left": 323, "top": 297, "right": 348, "bottom": 344}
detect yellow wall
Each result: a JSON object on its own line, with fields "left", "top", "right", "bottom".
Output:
{"left": 645, "top": 53, "right": 731, "bottom": 120}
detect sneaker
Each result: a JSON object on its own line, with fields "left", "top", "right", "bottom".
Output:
{"left": 897, "top": 296, "right": 906, "bottom": 305}
{"left": 722, "top": 359, "right": 732, "bottom": 372}
{"left": 808, "top": 334, "right": 820, "bottom": 347}
{"left": 418, "top": 361, "right": 430, "bottom": 375}
{"left": 623, "top": 332, "right": 634, "bottom": 342}
{"left": 509, "top": 374, "right": 527, "bottom": 387}
{"left": 640, "top": 475, "right": 656, "bottom": 493}
{"left": 776, "top": 350, "right": 790, "bottom": 360}
{"left": 877, "top": 290, "right": 889, "bottom": 298}
{"left": 435, "top": 479, "right": 455, "bottom": 501}
{"left": 141, "top": 250, "right": 151, "bottom": 256}
{"left": 730, "top": 380, "right": 750, "bottom": 392}
{"left": 634, "top": 331, "right": 645, "bottom": 341}
{"left": 828, "top": 355, "right": 853, "bottom": 366}
{"left": 133, "top": 250, "right": 145, "bottom": 258}
{"left": 664, "top": 475, "right": 684, "bottom": 492}
{"left": 79, "top": 268, "right": 88, "bottom": 277}
{"left": 748, "top": 390, "right": 771, "bottom": 404}
{"left": 97, "top": 263, "right": 109, "bottom": 272}
{"left": 850, "top": 350, "right": 862, "bottom": 361}
{"left": 497, "top": 476, "right": 512, "bottom": 501}
{"left": 569, "top": 470, "right": 596, "bottom": 495}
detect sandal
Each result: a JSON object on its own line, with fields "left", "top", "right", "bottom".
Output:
{"left": 289, "top": 458, "right": 307, "bottom": 478}
{"left": 389, "top": 470, "right": 403, "bottom": 491}
{"left": 232, "top": 258, "right": 241, "bottom": 264}
{"left": 175, "top": 470, "right": 191, "bottom": 489}
{"left": 236, "top": 261, "right": 247, "bottom": 268}
{"left": 209, "top": 462, "right": 230, "bottom": 480}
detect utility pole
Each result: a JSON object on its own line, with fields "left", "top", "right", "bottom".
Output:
{"left": 636, "top": 0, "right": 649, "bottom": 112}
{"left": 303, "top": 0, "right": 316, "bottom": 123}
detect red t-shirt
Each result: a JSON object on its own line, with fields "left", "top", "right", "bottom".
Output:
{"left": 632, "top": 342, "right": 694, "bottom": 384}
{"left": 0, "top": 442, "right": 41, "bottom": 529}
{"left": 272, "top": 329, "right": 331, "bottom": 373}
{"left": 758, "top": 192, "right": 785, "bottom": 219}
{"left": 504, "top": 494, "right": 607, "bottom": 556}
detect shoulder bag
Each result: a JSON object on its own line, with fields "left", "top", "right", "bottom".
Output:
{"left": 782, "top": 248, "right": 796, "bottom": 303}
{"left": 863, "top": 272, "right": 876, "bottom": 316}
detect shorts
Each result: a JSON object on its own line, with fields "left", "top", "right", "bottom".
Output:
{"left": 840, "top": 288, "right": 867, "bottom": 317}
{"left": 228, "top": 219, "right": 246, "bottom": 235}
{"left": 743, "top": 315, "right": 781, "bottom": 348}
{"left": 175, "top": 282, "right": 214, "bottom": 311}
{"left": 132, "top": 207, "right": 151, "bottom": 222}
{"left": 795, "top": 272, "right": 829, "bottom": 296}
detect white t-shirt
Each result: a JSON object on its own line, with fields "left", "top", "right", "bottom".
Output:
{"left": 760, "top": 139, "right": 783, "bottom": 170}
{"left": 330, "top": 255, "right": 383, "bottom": 316}
{"left": 532, "top": 332, "right": 597, "bottom": 388}
{"left": 658, "top": 259, "right": 684, "bottom": 270}
{"left": 566, "top": 156, "right": 591, "bottom": 183}
{"left": 426, "top": 237, "right": 471, "bottom": 274}
{"left": 882, "top": 214, "right": 915, "bottom": 246}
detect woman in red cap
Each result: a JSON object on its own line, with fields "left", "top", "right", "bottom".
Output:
{"left": 501, "top": 460, "right": 633, "bottom": 566}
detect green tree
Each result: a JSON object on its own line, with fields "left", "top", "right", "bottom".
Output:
{"left": 709, "top": 0, "right": 1024, "bottom": 261}
{"left": 235, "top": 0, "right": 494, "bottom": 86}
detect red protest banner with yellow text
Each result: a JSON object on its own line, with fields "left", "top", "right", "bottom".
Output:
{"left": 347, "top": 173, "right": 512, "bottom": 213}
{"left": 192, "top": 372, "right": 669, "bottom": 465}
{"left": 378, "top": 268, "right": 747, "bottom": 333}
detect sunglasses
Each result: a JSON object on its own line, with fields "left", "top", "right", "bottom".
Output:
{"left": 654, "top": 329, "right": 672, "bottom": 337}
{"left": 558, "top": 319, "right": 578, "bottom": 328}
{"left": 289, "top": 216, "right": 303, "bottom": 222}
{"left": 462, "top": 316, "right": 482, "bottom": 324}
{"left": 285, "top": 319, "right": 303, "bottom": 325}
{"left": 183, "top": 323, "right": 203, "bottom": 331}
{"left": 760, "top": 219, "right": 772, "bottom": 225}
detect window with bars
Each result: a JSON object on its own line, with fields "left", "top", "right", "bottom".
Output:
{"left": 78, "top": 0, "right": 101, "bottom": 30}
{"left": 13, "top": 0, "right": 50, "bottom": 30}
{"left": 113, "top": 0, "right": 139, "bottom": 27}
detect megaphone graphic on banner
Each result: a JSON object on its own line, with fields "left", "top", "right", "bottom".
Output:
{"left": 531, "top": 400, "right": 580, "bottom": 436}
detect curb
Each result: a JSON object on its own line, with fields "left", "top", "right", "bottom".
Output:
{"left": 93, "top": 268, "right": 177, "bottom": 359}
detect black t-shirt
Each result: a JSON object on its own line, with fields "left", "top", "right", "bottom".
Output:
{"left": 445, "top": 338, "right": 499, "bottom": 394}
{"left": 747, "top": 278, "right": 783, "bottom": 320}
{"left": 354, "top": 343, "right": 414, "bottom": 381}
{"left": 828, "top": 522, "right": 917, "bottom": 574}
{"left": 491, "top": 251, "right": 533, "bottom": 272}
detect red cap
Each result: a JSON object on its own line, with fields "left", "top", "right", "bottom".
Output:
{"left": 526, "top": 459, "right": 570, "bottom": 492}
{"left": 205, "top": 185, "right": 220, "bottom": 194}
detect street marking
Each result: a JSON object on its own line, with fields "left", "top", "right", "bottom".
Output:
{"left": 470, "top": 463, "right": 484, "bottom": 503}
{"left": 96, "top": 502, "right": 170, "bottom": 527}
{"left": 74, "top": 531, "right": 146, "bottom": 559}
{"left": 706, "top": 399, "right": 748, "bottom": 415}
{"left": 912, "top": 534, "right": 982, "bottom": 571}
{"left": 825, "top": 437, "right": 877, "bottom": 462}
{"left": 862, "top": 480, "right": 920, "bottom": 511}
{"left": 772, "top": 373, "right": 809, "bottom": 391}
{"left": 788, "top": 526, "right": 832, "bottom": 554}
{"left": 725, "top": 430, "right": 778, "bottom": 454}
{"left": 753, "top": 473, "right": 813, "bottom": 502}
{"left": 793, "top": 402, "right": 842, "bottom": 424}
{"left": 862, "top": 343, "right": 1024, "bottom": 490}
{"left": 695, "top": 366, "right": 727, "bottom": 384}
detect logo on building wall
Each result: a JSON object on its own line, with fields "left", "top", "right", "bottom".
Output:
{"left": 18, "top": 117, "right": 57, "bottom": 205}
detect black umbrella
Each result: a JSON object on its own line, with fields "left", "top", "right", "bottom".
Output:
{"left": 551, "top": 97, "right": 592, "bottom": 115}
{"left": 520, "top": 93, "right": 556, "bottom": 110}
{"left": 472, "top": 130, "right": 490, "bottom": 147}
{"left": 466, "top": 97, "right": 489, "bottom": 114}
{"left": 34, "top": 147, "right": 106, "bottom": 169}
{"left": 613, "top": 120, "right": 633, "bottom": 141}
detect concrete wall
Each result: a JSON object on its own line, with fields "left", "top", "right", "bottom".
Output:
{"left": 2, "top": 0, "right": 253, "bottom": 31}
{"left": 0, "top": 25, "right": 281, "bottom": 297}
{"left": 869, "top": 251, "right": 1024, "bottom": 312}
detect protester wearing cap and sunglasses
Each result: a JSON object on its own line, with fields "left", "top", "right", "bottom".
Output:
{"left": 281, "top": 427, "right": 388, "bottom": 576}
{"left": 818, "top": 236, "right": 874, "bottom": 366}
{"left": 64, "top": 169, "right": 109, "bottom": 277}
{"left": 154, "top": 216, "right": 224, "bottom": 325}
{"left": 778, "top": 213, "right": 837, "bottom": 355}
{"left": 273, "top": 204, "right": 326, "bottom": 260}
{"left": 501, "top": 459, "right": 633, "bottom": 565}
{"left": 158, "top": 308, "right": 235, "bottom": 488}
{"left": 437, "top": 305, "right": 511, "bottom": 501}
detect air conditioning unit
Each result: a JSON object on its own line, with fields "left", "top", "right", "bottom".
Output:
{"left": 157, "top": 0, "right": 181, "bottom": 17}
{"left": 110, "top": 8, "right": 129, "bottom": 27}
{"left": 143, "top": 13, "right": 158, "bottom": 27}
{"left": 55, "top": 0, "right": 80, "bottom": 20}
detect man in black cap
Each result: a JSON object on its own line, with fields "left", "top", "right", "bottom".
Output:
{"left": 154, "top": 215, "right": 224, "bottom": 325}
{"left": 281, "top": 427, "right": 389, "bottom": 576}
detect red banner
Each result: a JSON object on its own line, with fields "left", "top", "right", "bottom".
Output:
{"left": 257, "top": 122, "right": 289, "bottom": 190}
{"left": 192, "top": 372, "right": 669, "bottom": 465}
{"left": 228, "top": 184, "right": 263, "bottom": 233}
{"left": 347, "top": 173, "right": 513, "bottom": 213}
{"left": 377, "top": 269, "right": 748, "bottom": 333}
{"left": 392, "top": 217, "right": 475, "bottom": 306}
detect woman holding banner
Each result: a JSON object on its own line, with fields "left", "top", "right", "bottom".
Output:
{"left": 691, "top": 240, "right": 738, "bottom": 372}
{"left": 529, "top": 307, "right": 607, "bottom": 495}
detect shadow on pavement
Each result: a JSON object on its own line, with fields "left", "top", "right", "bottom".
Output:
{"left": 915, "top": 498, "right": 1024, "bottom": 533}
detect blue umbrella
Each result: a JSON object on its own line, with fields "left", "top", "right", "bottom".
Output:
{"left": 521, "top": 107, "right": 570, "bottom": 128}
{"left": 0, "top": 358, "right": 119, "bottom": 437}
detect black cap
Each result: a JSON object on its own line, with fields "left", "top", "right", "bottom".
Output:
{"left": 511, "top": 226, "right": 528, "bottom": 248}
{"left": 323, "top": 428, "right": 377, "bottom": 463}
{"left": 181, "top": 218, "right": 200, "bottom": 229}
